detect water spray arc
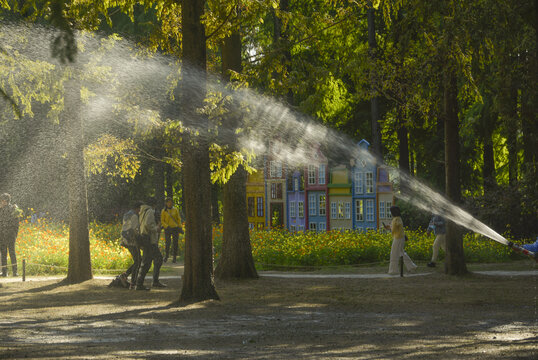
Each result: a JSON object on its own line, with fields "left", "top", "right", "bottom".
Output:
{"left": 1, "top": 23, "right": 534, "bottom": 264}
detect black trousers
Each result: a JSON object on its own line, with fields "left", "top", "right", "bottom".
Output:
{"left": 136, "top": 243, "right": 163, "bottom": 285}
{"left": 124, "top": 245, "right": 140, "bottom": 285}
{"left": 0, "top": 236, "right": 17, "bottom": 276}
{"left": 164, "top": 227, "right": 180, "bottom": 260}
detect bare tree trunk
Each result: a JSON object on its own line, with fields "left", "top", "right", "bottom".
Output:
{"left": 154, "top": 152, "right": 165, "bottom": 210}
{"left": 273, "top": 0, "right": 293, "bottom": 105}
{"left": 482, "top": 109, "right": 497, "bottom": 197}
{"left": 165, "top": 163, "right": 174, "bottom": 197}
{"left": 179, "top": 0, "right": 219, "bottom": 303}
{"left": 65, "top": 81, "right": 92, "bottom": 284}
{"left": 443, "top": 70, "right": 467, "bottom": 276}
{"left": 397, "top": 112, "right": 409, "bottom": 174}
{"left": 368, "top": 1, "right": 381, "bottom": 157}
{"left": 211, "top": 183, "right": 220, "bottom": 225}
{"left": 215, "top": 18, "right": 258, "bottom": 280}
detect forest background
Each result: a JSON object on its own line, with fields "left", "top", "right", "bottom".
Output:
{"left": 0, "top": 1, "right": 536, "bottom": 276}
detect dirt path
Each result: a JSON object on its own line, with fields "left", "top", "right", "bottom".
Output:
{"left": 1, "top": 263, "right": 536, "bottom": 359}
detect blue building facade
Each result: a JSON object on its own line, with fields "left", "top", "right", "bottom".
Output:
{"left": 351, "top": 140, "right": 377, "bottom": 232}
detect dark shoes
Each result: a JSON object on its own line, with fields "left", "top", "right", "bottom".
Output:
{"left": 135, "top": 284, "right": 151, "bottom": 291}
{"left": 152, "top": 281, "right": 167, "bottom": 288}
{"left": 427, "top": 262, "right": 436, "bottom": 268}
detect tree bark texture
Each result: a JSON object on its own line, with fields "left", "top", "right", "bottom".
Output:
{"left": 65, "top": 81, "right": 92, "bottom": 284}
{"left": 179, "top": 0, "right": 219, "bottom": 303}
{"left": 368, "top": 1, "right": 382, "bottom": 157}
{"left": 215, "top": 25, "right": 258, "bottom": 280}
{"left": 154, "top": 152, "right": 165, "bottom": 210}
{"left": 211, "top": 183, "right": 220, "bottom": 225}
{"left": 482, "top": 110, "right": 497, "bottom": 196}
{"left": 443, "top": 70, "right": 467, "bottom": 276}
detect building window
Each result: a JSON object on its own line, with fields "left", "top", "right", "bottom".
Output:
{"left": 355, "top": 199, "right": 364, "bottom": 222}
{"left": 309, "top": 222, "right": 317, "bottom": 231}
{"left": 366, "top": 199, "right": 374, "bottom": 222}
{"left": 270, "top": 161, "right": 282, "bottom": 178}
{"left": 386, "top": 201, "right": 392, "bottom": 219}
{"left": 249, "top": 222, "right": 254, "bottom": 230}
{"left": 354, "top": 171, "right": 363, "bottom": 194}
{"left": 290, "top": 225, "right": 296, "bottom": 232}
{"left": 318, "top": 164, "right": 326, "bottom": 185}
{"left": 379, "top": 201, "right": 386, "bottom": 220}
{"left": 309, "top": 194, "right": 316, "bottom": 215}
{"left": 247, "top": 197, "right": 255, "bottom": 217}
{"left": 257, "top": 197, "right": 264, "bottom": 217}
{"left": 331, "top": 202, "right": 337, "bottom": 219}
{"left": 308, "top": 165, "right": 316, "bottom": 184}
{"left": 257, "top": 222, "right": 264, "bottom": 230}
{"left": 294, "top": 178, "right": 299, "bottom": 192}
{"left": 298, "top": 225, "right": 305, "bottom": 232}
{"left": 366, "top": 172, "right": 374, "bottom": 193}
{"left": 319, "top": 195, "right": 326, "bottom": 216}
{"left": 345, "top": 202, "right": 351, "bottom": 219}
{"left": 298, "top": 201, "right": 304, "bottom": 218}
{"left": 318, "top": 222, "right": 326, "bottom": 232}
{"left": 271, "top": 183, "right": 282, "bottom": 199}
{"left": 290, "top": 201, "right": 296, "bottom": 218}
{"left": 338, "top": 201, "right": 345, "bottom": 219}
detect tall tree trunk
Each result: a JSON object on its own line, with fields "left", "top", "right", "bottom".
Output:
{"left": 165, "top": 163, "right": 174, "bottom": 198}
{"left": 154, "top": 152, "right": 165, "bottom": 211}
{"left": 368, "top": 1, "right": 381, "bottom": 156}
{"left": 215, "top": 17, "right": 258, "bottom": 280}
{"left": 179, "top": 0, "right": 219, "bottom": 303}
{"left": 506, "top": 85, "right": 518, "bottom": 186}
{"left": 65, "top": 81, "right": 92, "bottom": 284}
{"left": 397, "top": 112, "right": 410, "bottom": 174}
{"left": 443, "top": 70, "right": 467, "bottom": 276}
{"left": 273, "top": 0, "right": 293, "bottom": 105}
{"left": 433, "top": 105, "right": 445, "bottom": 192}
{"left": 211, "top": 183, "right": 220, "bottom": 225}
{"left": 482, "top": 108, "right": 497, "bottom": 197}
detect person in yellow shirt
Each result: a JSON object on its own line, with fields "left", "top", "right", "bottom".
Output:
{"left": 384, "top": 206, "right": 417, "bottom": 275}
{"left": 161, "top": 197, "right": 182, "bottom": 263}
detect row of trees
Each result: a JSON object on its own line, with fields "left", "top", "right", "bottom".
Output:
{"left": 0, "top": 1, "right": 536, "bottom": 301}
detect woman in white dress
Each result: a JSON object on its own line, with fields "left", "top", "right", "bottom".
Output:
{"left": 384, "top": 206, "right": 417, "bottom": 275}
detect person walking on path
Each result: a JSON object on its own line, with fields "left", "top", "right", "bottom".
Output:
{"left": 0, "top": 193, "right": 22, "bottom": 277}
{"left": 161, "top": 197, "right": 182, "bottom": 263}
{"left": 427, "top": 214, "right": 446, "bottom": 268}
{"left": 119, "top": 201, "right": 143, "bottom": 288}
{"left": 135, "top": 199, "right": 166, "bottom": 290}
{"left": 384, "top": 206, "right": 417, "bottom": 275}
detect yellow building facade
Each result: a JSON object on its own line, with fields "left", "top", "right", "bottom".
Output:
{"left": 246, "top": 169, "right": 266, "bottom": 230}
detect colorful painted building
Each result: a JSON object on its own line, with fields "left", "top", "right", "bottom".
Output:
{"left": 304, "top": 145, "right": 330, "bottom": 232}
{"left": 246, "top": 168, "right": 266, "bottom": 230}
{"left": 265, "top": 155, "right": 287, "bottom": 229}
{"left": 351, "top": 140, "right": 377, "bottom": 232}
{"left": 286, "top": 169, "right": 306, "bottom": 232}
{"left": 248, "top": 139, "right": 393, "bottom": 233}
{"left": 376, "top": 166, "right": 394, "bottom": 229}
{"left": 328, "top": 164, "right": 353, "bottom": 231}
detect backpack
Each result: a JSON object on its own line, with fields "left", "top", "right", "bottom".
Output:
{"left": 107, "top": 274, "right": 129, "bottom": 288}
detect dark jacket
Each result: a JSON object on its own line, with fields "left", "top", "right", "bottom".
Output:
{"left": 0, "top": 204, "right": 21, "bottom": 242}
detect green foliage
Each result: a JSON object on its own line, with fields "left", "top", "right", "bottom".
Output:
{"left": 16, "top": 219, "right": 132, "bottom": 275}
{"left": 85, "top": 134, "right": 141, "bottom": 182}
{"left": 16, "top": 219, "right": 522, "bottom": 275}
{"left": 213, "top": 225, "right": 517, "bottom": 268}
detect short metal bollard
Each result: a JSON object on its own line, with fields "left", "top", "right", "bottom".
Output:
{"left": 22, "top": 259, "right": 26, "bottom": 282}
{"left": 400, "top": 255, "right": 404, "bottom": 277}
